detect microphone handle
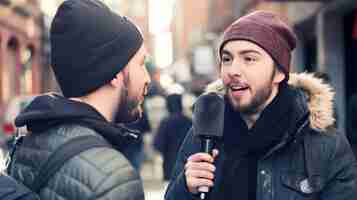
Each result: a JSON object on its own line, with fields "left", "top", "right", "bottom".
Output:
{"left": 198, "top": 137, "right": 214, "bottom": 200}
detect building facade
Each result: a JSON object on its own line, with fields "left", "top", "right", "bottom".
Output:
{"left": 0, "top": 0, "right": 42, "bottom": 112}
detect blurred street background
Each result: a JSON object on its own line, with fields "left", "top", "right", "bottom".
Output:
{"left": 1, "top": 0, "right": 357, "bottom": 199}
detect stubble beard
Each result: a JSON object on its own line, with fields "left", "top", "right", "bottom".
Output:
{"left": 229, "top": 68, "right": 276, "bottom": 115}
{"left": 230, "top": 84, "right": 273, "bottom": 115}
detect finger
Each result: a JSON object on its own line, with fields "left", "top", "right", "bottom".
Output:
{"left": 185, "top": 161, "right": 216, "bottom": 172}
{"left": 185, "top": 169, "right": 215, "bottom": 180}
{"left": 187, "top": 177, "right": 214, "bottom": 188}
{"left": 187, "top": 153, "right": 214, "bottom": 163}
{"left": 198, "top": 186, "right": 209, "bottom": 193}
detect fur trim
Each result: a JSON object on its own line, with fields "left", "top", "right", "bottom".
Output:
{"left": 288, "top": 73, "right": 335, "bottom": 131}
{"left": 205, "top": 72, "right": 335, "bottom": 131}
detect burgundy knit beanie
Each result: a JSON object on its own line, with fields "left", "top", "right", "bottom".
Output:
{"left": 219, "top": 11, "right": 297, "bottom": 79}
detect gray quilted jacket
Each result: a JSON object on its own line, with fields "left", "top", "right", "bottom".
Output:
{"left": 10, "top": 94, "right": 145, "bottom": 200}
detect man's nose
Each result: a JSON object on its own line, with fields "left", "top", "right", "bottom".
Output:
{"left": 227, "top": 64, "right": 242, "bottom": 78}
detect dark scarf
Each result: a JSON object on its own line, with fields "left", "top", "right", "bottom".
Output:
{"left": 217, "top": 84, "right": 297, "bottom": 200}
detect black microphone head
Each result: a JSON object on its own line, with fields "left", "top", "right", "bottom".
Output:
{"left": 193, "top": 92, "right": 225, "bottom": 138}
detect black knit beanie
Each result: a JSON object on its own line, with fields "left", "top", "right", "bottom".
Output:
{"left": 50, "top": 0, "right": 143, "bottom": 97}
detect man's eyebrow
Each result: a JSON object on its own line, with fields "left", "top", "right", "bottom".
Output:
{"left": 239, "top": 49, "right": 262, "bottom": 56}
{"left": 221, "top": 50, "right": 232, "bottom": 56}
{"left": 222, "top": 49, "right": 262, "bottom": 56}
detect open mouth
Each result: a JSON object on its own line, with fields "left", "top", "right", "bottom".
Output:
{"left": 230, "top": 84, "right": 249, "bottom": 91}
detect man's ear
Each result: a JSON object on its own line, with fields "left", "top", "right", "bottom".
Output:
{"left": 110, "top": 72, "right": 124, "bottom": 88}
{"left": 273, "top": 69, "right": 286, "bottom": 84}
{"left": 111, "top": 67, "right": 129, "bottom": 88}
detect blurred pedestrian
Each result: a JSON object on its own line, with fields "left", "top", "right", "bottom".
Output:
{"left": 153, "top": 94, "right": 192, "bottom": 181}
{"left": 166, "top": 11, "right": 357, "bottom": 200}
{"left": 8, "top": 0, "right": 150, "bottom": 199}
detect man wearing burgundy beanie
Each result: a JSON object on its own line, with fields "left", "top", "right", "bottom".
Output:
{"left": 10, "top": 0, "right": 150, "bottom": 200}
{"left": 166, "top": 11, "right": 357, "bottom": 200}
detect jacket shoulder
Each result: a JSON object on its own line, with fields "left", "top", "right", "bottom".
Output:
{"left": 51, "top": 125, "right": 144, "bottom": 199}
{"left": 303, "top": 127, "right": 357, "bottom": 175}
{"left": 15, "top": 124, "right": 144, "bottom": 200}
{"left": 58, "top": 144, "right": 144, "bottom": 199}
{"left": 305, "top": 128, "right": 350, "bottom": 156}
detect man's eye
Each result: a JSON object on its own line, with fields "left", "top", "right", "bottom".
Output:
{"left": 222, "top": 56, "right": 232, "bottom": 64}
{"left": 244, "top": 57, "right": 256, "bottom": 63}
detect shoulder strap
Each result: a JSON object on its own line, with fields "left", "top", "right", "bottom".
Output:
{"left": 31, "top": 135, "right": 111, "bottom": 193}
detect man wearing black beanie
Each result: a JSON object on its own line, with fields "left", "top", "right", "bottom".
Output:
{"left": 9, "top": 0, "right": 150, "bottom": 199}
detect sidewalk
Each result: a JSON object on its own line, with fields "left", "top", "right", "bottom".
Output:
{"left": 144, "top": 179, "right": 167, "bottom": 200}
{"left": 141, "top": 159, "right": 167, "bottom": 200}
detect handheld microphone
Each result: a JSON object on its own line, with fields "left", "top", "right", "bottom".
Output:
{"left": 193, "top": 92, "right": 225, "bottom": 199}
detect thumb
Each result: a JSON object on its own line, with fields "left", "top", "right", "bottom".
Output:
{"left": 212, "top": 149, "right": 219, "bottom": 159}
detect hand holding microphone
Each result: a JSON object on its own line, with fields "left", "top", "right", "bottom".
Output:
{"left": 185, "top": 149, "right": 219, "bottom": 196}
{"left": 185, "top": 93, "right": 224, "bottom": 199}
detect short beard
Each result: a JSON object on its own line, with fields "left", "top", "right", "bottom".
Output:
{"left": 115, "top": 84, "right": 141, "bottom": 124}
{"left": 231, "top": 66, "right": 277, "bottom": 115}
{"left": 237, "top": 84, "right": 273, "bottom": 115}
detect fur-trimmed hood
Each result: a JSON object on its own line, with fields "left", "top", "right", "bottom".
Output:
{"left": 205, "top": 72, "right": 335, "bottom": 131}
